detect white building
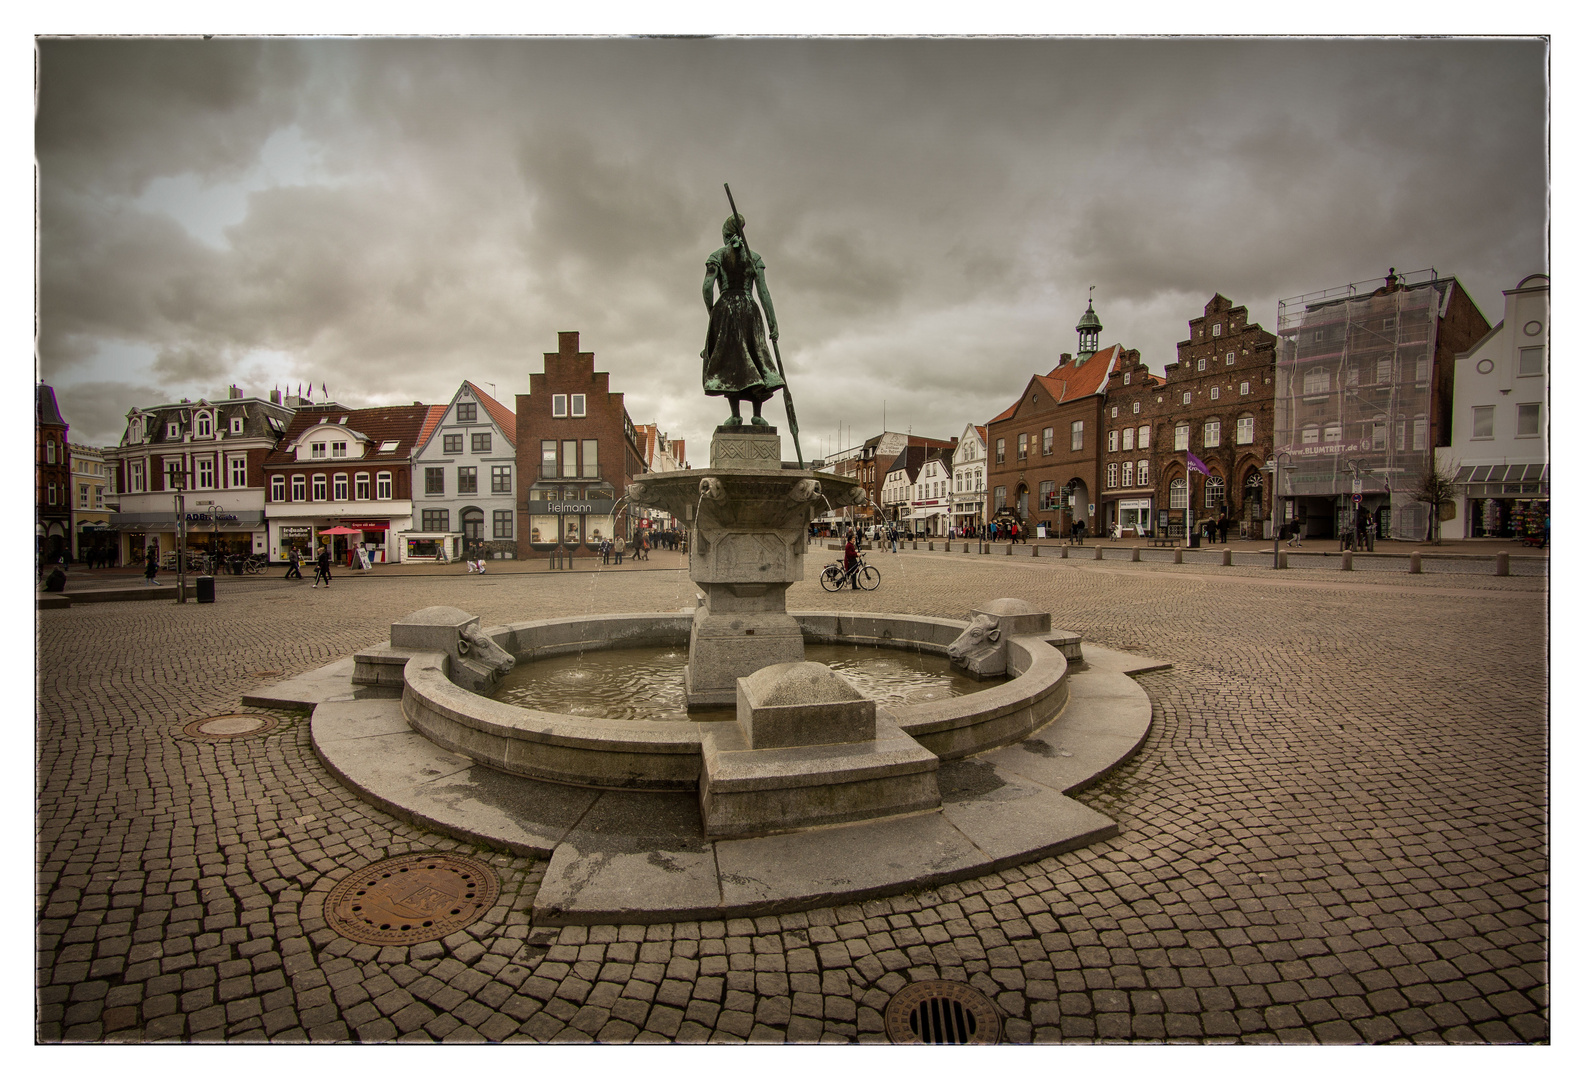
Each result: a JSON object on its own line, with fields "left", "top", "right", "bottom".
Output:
{"left": 912, "top": 449, "right": 955, "bottom": 536}
{"left": 951, "top": 423, "right": 988, "bottom": 534}
{"left": 1442, "top": 273, "right": 1549, "bottom": 539}
{"left": 411, "top": 382, "right": 520, "bottom": 560}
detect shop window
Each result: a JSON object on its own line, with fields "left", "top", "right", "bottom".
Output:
{"left": 582, "top": 440, "right": 599, "bottom": 478}
{"left": 355, "top": 474, "right": 370, "bottom": 500}
{"left": 1518, "top": 347, "right": 1543, "bottom": 377}
{"left": 1472, "top": 406, "right": 1494, "bottom": 439}
{"left": 492, "top": 465, "right": 512, "bottom": 494}
{"left": 444, "top": 434, "right": 462, "bottom": 454}
{"left": 1236, "top": 416, "right": 1255, "bottom": 445}
{"left": 312, "top": 475, "right": 327, "bottom": 501}
{"left": 493, "top": 509, "right": 514, "bottom": 538}
{"left": 377, "top": 472, "right": 392, "bottom": 500}
{"left": 1070, "top": 421, "right": 1083, "bottom": 451}
{"left": 271, "top": 476, "right": 285, "bottom": 501}
{"left": 1516, "top": 404, "right": 1539, "bottom": 438}
{"left": 425, "top": 467, "right": 445, "bottom": 494}
{"left": 458, "top": 466, "right": 478, "bottom": 494}
{"left": 333, "top": 475, "right": 348, "bottom": 501}
{"left": 456, "top": 403, "right": 477, "bottom": 423}
{"left": 472, "top": 432, "right": 491, "bottom": 454}
{"left": 421, "top": 509, "right": 450, "bottom": 532}
{"left": 292, "top": 475, "right": 306, "bottom": 501}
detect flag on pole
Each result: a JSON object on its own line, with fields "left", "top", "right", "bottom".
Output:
{"left": 1186, "top": 450, "right": 1209, "bottom": 476}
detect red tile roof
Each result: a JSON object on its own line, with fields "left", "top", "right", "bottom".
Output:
{"left": 989, "top": 345, "right": 1124, "bottom": 424}
{"left": 263, "top": 403, "right": 435, "bottom": 465}
{"left": 465, "top": 382, "right": 517, "bottom": 447}
{"left": 416, "top": 404, "right": 448, "bottom": 449}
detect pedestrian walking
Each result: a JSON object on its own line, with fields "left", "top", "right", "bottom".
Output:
{"left": 312, "top": 544, "right": 332, "bottom": 588}
{"left": 144, "top": 546, "right": 160, "bottom": 586}
{"left": 614, "top": 536, "right": 625, "bottom": 565}
{"left": 285, "top": 548, "right": 303, "bottom": 579}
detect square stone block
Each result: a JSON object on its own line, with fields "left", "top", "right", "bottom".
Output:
{"left": 737, "top": 663, "right": 875, "bottom": 749}
{"left": 710, "top": 430, "right": 782, "bottom": 468}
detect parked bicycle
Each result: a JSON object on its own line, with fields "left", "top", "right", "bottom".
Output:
{"left": 820, "top": 555, "right": 880, "bottom": 592}
{"left": 243, "top": 554, "right": 268, "bottom": 574}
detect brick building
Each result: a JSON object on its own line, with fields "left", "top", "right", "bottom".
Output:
{"left": 986, "top": 300, "right": 1129, "bottom": 537}
{"left": 262, "top": 401, "right": 441, "bottom": 564}
{"left": 36, "top": 384, "right": 71, "bottom": 562}
{"left": 107, "top": 387, "right": 297, "bottom": 566}
{"left": 514, "top": 332, "right": 648, "bottom": 555}
{"left": 1103, "top": 294, "right": 1279, "bottom": 540}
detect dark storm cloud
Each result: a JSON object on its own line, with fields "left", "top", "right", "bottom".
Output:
{"left": 36, "top": 37, "right": 1545, "bottom": 449}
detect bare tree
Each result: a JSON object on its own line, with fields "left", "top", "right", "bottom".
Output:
{"left": 1411, "top": 458, "right": 1459, "bottom": 543}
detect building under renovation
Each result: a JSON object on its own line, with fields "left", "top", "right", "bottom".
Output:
{"left": 1274, "top": 269, "right": 1489, "bottom": 541}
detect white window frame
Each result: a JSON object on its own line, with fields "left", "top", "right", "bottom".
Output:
{"left": 1226, "top": 352, "right": 1235, "bottom": 365}
{"left": 1174, "top": 423, "right": 1188, "bottom": 451}
{"left": 1516, "top": 403, "right": 1540, "bottom": 438}
{"left": 196, "top": 412, "right": 213, "bottom": 438}
{"left": 312, "top": 474, "right": 327, "bottom": 501}
{"left": 1204, "top": 421, "right": 1221, "bottom": 447}
{"left": 376, "top": 472, "right": 392, "bottom": 500}
{"left": 552, "top": 394, "right": 568, "bottom": 417}
{"left": 1070, "top": 420, "right": 1083, "bottom": 452}
{"left": 1471, "top": 405, "right": 1495, "bottom": 440}
{"left": 1137, "top": 459, "right": 1149, "bottom": 487}
{"left": 1138, "top": 425, "right": 1150, "bottom": 449}
{"left": 1210, "top": 387, "right": 1220, "bottom": 400}
{"left": 571, "top": 394, "right": 587, "bottom": 417}
{"left": 230, "top": 416, "right": 244, "bottom": 434}
{"left": 1132, "top": 401, "right": 1141, "bottom": 415}
{"left": 1197, "top": 358, "right": 1207, "bottom": 372}
{"left": 355, "top": 473, "right": 370, "bottom": 500}
{"left": 271, "top": 475, "right": 285, "bottom": 502}
{"left": 1121, "top": 461, "right": 1134, "bottom": 487}
{"left": 292, "top": 475, "right": 306, "bottom": 501}
{"left": 229, "top": 456, "right": 247, "bottom": 489}
{"left": 333, "top": 474, "right": 348, "bottom": 501}
{"left": 1122, "top": 427, "right": 1134, "bottom": 451}
{"left": 311, "top": 442, "right": 327, "bottom": 459}
{"left": 332, "top": 441, "right": 347, "bottom": 458}
{"left": 196, "top": 458, "right": 215, "bottom": 489}
{"left": 1182, "top": 392, "right": 1192, "bottom": 405}
{"left": 1236, "top": 416, "right": 1255, "bottom": 445}
{"left": 1241, "top": 381, "right": 1250, "bottom": 396}
{"left": 1106, "top": 463, "right": 1118, "bottom": 489}
{"left": 1212, "top": 323, "right": 1221, "bottom": 337}
{"left": 1108, "top": 430, "right": 1119, "bottom": 453}
{"left": 1518, "top": 348, "right": 1543, "bottom": 377}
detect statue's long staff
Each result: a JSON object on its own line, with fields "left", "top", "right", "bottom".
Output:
{"left": 724, "top": 183, "right": 804, "bottom": 468}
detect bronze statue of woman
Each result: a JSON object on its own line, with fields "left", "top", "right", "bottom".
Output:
{"left": 701, "top": 213, "right": 785, "bottom": 427}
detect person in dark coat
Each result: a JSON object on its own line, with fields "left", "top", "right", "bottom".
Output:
{"left": 144, "top": 547, "right": 160, "bottom": 586}
{"left": 285, "top": 547, "right": 303, "bottom": 579}
{"left": 312, "top": 544, "right": 332, "bottom": 588}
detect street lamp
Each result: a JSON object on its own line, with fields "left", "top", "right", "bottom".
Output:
{"left": 211, "top": 505, "right": 225, "bottom": 575}
{"left": 170, "top": 470, "right": 188, "bottom": 602}
{"left": 1265, "top": 452, "right": 1293, "bottom": 570}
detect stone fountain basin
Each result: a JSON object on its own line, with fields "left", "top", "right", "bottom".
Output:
{"left": 398, "top": 612, "right": 1075, "bottom": 792}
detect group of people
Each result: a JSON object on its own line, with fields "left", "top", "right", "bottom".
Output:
{"left": 598, "top": 536, "right": 628, "bottom": 565}
{"left": 280, "top": 546, "right": 334, "bottom": 586}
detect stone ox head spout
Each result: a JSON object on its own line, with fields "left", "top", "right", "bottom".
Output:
{"left": 946, "top": 599, "right": 1053, "bottom": 678}
{"left": 457, "top": 623, "right": 514, "bottom": 678}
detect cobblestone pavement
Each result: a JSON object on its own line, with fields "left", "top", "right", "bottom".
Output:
{"left": 36, "top": 551, "right": 1548, "bottom": 1044}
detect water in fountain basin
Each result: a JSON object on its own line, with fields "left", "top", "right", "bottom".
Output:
{"left": 492, "top": 642, "right": 1003, "bottom": 722}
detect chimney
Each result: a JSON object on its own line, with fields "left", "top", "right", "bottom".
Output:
{"left": 1060, "top": 353, "right": 1072, "bottom": 366}
{"left": 269, "top": 389, "right": 282, "bottom": 405}
{"left": 228, "top": 385, "right": 242, "bottom": 399}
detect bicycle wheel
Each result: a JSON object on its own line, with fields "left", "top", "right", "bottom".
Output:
{"left": 857, "top": 565, "right": 881, "bottom": 591}
{"left": 819, "top": 565, "right": 843, "bottom": 592}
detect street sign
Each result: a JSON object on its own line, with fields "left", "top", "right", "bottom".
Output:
{"left": 1353, "top": 494, "right": 1362, "bottom": 505}
{"left": 1351, "top": 477, "right": 1363, "bottom": 494}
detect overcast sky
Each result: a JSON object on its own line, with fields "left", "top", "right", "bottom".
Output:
{"left": 36, "top": 36, "right": 1547, "bottom": 459}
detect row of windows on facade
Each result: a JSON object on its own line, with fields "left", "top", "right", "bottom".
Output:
{"left": 886, "top": 478, "right": 956, "bottom": 503}
{"left": 122, "top": 457, "right": 252, "bottom": 493}
{"left": 44, "top": 483, "right": 104, "bottom": 507}
{"left": 424, "top": 466, "right": 514, "bottom": 495}
{"left": 539, "top": 439, "right": 601, "bottom": 479}
{"left": 163, "top": 414, "right": 248, "bottom": 440}
{"left": 1295, "top": 358, "right": 1430, "bottom": 396}
{"left": 419, "top": 508, "right": 517, "bottom": 538}
{"left": 1112, "top": 379, "right": 1257, "bottom": 415}
{"left": 990, "top": 473, "right": 1252, "bottom": 511}
{"left": 994, "top": 422, "right": 1086, "bottom": 463}
{"left": 1471, "top": 403, "right": 1544, "bottom": 440}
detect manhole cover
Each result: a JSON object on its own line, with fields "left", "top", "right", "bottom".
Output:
{"left": 181, "top": 714, "right": 279, "bottom": 740}
{"left": 324, "top": 853, "right": 499, "bottom": 946}
{"left": 885, "top": 980, "right": 1001, "bottom": 1045}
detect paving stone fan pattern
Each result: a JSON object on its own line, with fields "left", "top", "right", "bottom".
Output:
{"left": 36, "top": 554, "right": 1546, "bottom": 1043}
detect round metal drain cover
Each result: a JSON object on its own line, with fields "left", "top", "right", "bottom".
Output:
{"left": 182, "top": 713, "right": 279, "bottom": 740}
{"left": 885, "top": 980, "right": 1001, "bottom": 1045}
{"left": 324, "top": 853, "right": 499, "bottom": 946}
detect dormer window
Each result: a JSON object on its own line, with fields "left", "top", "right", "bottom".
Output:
{"left": 196, "top": 413, "right": 213, "bottom": 437}
{"left": 167, "top": 423, "right": 180, "bottom": 439}
{"left": 311, "top": 442, "right": 327, "bottom": 459}
{"left": 230, "top": 416, "right": 244, "bottom": 434}
{"left": 332, "top": 441, "right": 347, "bottom": 458}
{"left": 378, "top": 440, "right": 399, "bottom": 453}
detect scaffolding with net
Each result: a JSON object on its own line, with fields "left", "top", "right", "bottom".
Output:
{"left": 1275, "top": 269, "right": 1447, "bottom": 541}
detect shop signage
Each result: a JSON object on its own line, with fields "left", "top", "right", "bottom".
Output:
{"left": 340, "top": 520, "right": 390, "bottom": 530}
{"left": 279, "top": 525, "right": 313, "bottom": 541}
{"left": 532, "top": 499, "right": 616, "bottom": 515}
{"left": 185, "top": 512, "right": 240, "bottom": 522}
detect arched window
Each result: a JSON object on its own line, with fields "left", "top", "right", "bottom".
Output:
{"left": 1205, "top": 475, "right": 1225, "bottom": 508}
{"left": 1244, "top": 472, "right": 1263, "bottom": 517}
{"left": 1169, "top": 478, "right": 1187, "bottom": 509}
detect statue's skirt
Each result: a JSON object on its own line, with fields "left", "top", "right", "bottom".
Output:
{"left": 702, "top": 287, "right": 785, "bottom": 404}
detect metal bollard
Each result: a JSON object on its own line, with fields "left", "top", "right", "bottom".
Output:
{"left": 1093, "top": 545, "right": 1104, "bottom": 560}
{"left": 1173, "top": 548, "right": 1183, "bottom": 565}
{"left": 1341, "top": 551, "right": 1353, "bottom": 571}
{"left": 1221, "top": 549, "right": 1232, "bottom": 567}
{"left": 1409, "top": 550, "right": 1422, "bottom": 574}
{"left": 1495, "top": 551, "right": 1510, "bottom": 577}
{"left": 1131, "top": 546, "right": 1141, "bottom": 562}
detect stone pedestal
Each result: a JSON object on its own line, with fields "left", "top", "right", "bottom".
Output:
{"left": 699, "top": 662, "right": 940, "bottom": 838}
